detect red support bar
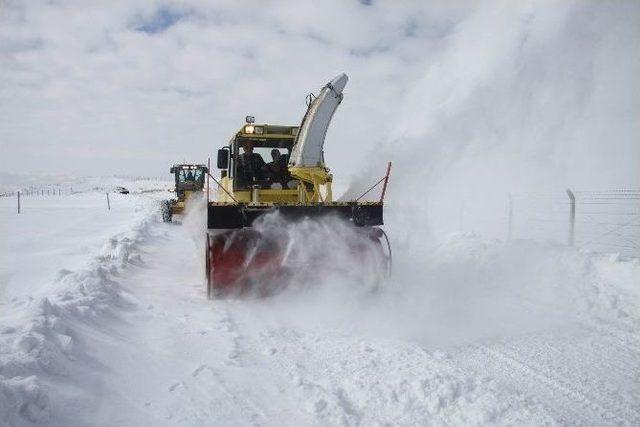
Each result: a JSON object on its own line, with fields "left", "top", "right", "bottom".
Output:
{"left": 379, "top": 162, "right": 392, "bottom": 203}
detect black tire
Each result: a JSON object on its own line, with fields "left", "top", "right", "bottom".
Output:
{"left": 161, "top": 200, "right": 173, "bottom": 223}
{"left": 206, "top": 234, "right": 212, "bottom": 299}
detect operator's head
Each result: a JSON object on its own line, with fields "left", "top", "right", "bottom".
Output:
{"left": 242, "top": 141, "right": 254, "bottom": 153}
{"left": 271, "top": 149, "right": 281, "bottom": 161}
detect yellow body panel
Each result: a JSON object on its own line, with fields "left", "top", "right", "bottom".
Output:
{"left": 171, "top": 190, "right": 198, "bottom": 214}
{"left": 215, "top": 176, "right": 307, "bottom": 204}
{"left": 288, "top": 166, "right": 333, "bottom": 203}
{"left": 216, "top": 124, "right": 336, "bottom": 206}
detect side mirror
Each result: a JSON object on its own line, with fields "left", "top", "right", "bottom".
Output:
{"left": 170, "top": 167, "right": 176, "bottom": 173}
{"left": 217, "top": 148, "right": 229, "bottom": 169}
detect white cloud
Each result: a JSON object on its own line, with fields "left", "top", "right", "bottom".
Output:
{"left": 0, "top": 0, "right": 638, "bottom": 212}
{"left": 1, "top": 0, "right": 459, "bottom": 176}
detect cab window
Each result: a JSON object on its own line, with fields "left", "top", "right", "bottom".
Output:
{"left": 178, "top": 168, "right": 203, "bottom": 183}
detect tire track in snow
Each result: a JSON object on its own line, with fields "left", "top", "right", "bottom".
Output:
{"left": 484, "top": 347, "right": 630, "bottom": 425}
{"left": 452, "top": 324, "right": 640, "bottom": 425}
{"left": 93, "top": 220, "right": 310, "bottom": 426}
{"left": 229, "top": 319, "right": 552, "bottom": 426}
{"left": 216, "top": 307, "right": 245, "bottom": 366}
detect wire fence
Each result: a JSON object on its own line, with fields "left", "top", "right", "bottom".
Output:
{"left": 4, "top": 182, "right": 639, "bottom": 258}
{"left": 509, "top": 189, "right": 639, "bottom": 258}
{"left": 0, "top": 187, "right": 73, "bottom": 197}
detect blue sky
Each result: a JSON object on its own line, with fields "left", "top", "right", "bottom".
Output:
{"left": 135, "top": 7, "right": 193, "bottom": 34}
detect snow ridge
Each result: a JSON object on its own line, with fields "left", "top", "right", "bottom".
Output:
{"left": 0, "top": 201, "right": 157, "bottom": 426}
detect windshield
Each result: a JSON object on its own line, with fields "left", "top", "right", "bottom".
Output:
{"left": 178, "top": 168, "right": 204, "bottom": 183}
{"left": 234, "top": 144, "right": 293, "bottom": 190}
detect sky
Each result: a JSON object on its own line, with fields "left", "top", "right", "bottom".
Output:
{"left": 1, "top": 0, "right": 465, "bottom": 178}
{"left": 1, "top": 1, "right": 638, "bottom": 207}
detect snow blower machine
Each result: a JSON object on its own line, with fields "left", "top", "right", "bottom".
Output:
{"left": 205, "top": 73, "right": 391, "bottom": 297}
{"left": 162, "top": 164, "right": 209, "bottom": 222}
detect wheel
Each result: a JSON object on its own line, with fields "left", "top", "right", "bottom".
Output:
{"left": 206, "top": 233, "right": 213, "bottom": 299}
{"left": 161, "top": 200, "right": 173, "bottom": 223}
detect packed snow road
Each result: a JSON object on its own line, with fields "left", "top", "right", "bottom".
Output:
{"left": 1, "top": 192, "right": 639, "bottom": 426}
{"left": 87, "top": 219, "right": 546, "bottom": 426}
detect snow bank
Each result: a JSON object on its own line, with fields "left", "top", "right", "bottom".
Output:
{"left": 432, "top": 235, "right": 640, "bottom": 322}
{"left": 387, "top": 234, "right": 640, "bottom": 348}
{"left": 566, "top": 249, "right": 640, "bottom": 325}
{"left": 0, "top": 200, "right": 158, "bottom": 426}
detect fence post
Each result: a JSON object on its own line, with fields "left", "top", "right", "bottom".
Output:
{"left": 106, "top": 192, "right": 111, "bottom": 210}
{"left": 507, "top": 193, "right": 513, "bottom": 241}
{"left": 17, "top": 191, "right": 21, "bottom": 214}
{"left": 566, "top": 189, "right": 575, "bottom": 246}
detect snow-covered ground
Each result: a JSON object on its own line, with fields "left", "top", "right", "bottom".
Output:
{"left": 1, "top": 182, "right": 639, "bottom": 426}
{"left": 0, "top": 173, "right": 170, "bottom": 196}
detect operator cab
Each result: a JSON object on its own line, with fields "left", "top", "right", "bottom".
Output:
{"left": 170, "top": 164, "right": 208, "bottom": 198}
{"left": 216, "top": 116, "right": 299, "bottom": 191}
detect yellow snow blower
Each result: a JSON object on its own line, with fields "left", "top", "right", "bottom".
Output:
{"left": 205, "top": 73, "right": 391, "bottom": 297}
{"left": 162, "top": 164, "right": 209, "bottom": 222}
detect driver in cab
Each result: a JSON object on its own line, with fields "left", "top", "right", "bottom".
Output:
{"left": 238, "top": 141, "right": 265, "bottom": 185}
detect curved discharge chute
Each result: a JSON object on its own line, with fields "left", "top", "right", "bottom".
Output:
{"left": 289, "top": 73, "right": 348, "bottom": 168}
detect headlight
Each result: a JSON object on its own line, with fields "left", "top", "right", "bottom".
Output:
{"left": 291, "top": 127, "right": 299, "bottom": 136}
{"left": 245, "top": 125, "right": 254, "bottom": 134}
{"left": 254, "top": 126, "right": 264, "bottom": 134}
